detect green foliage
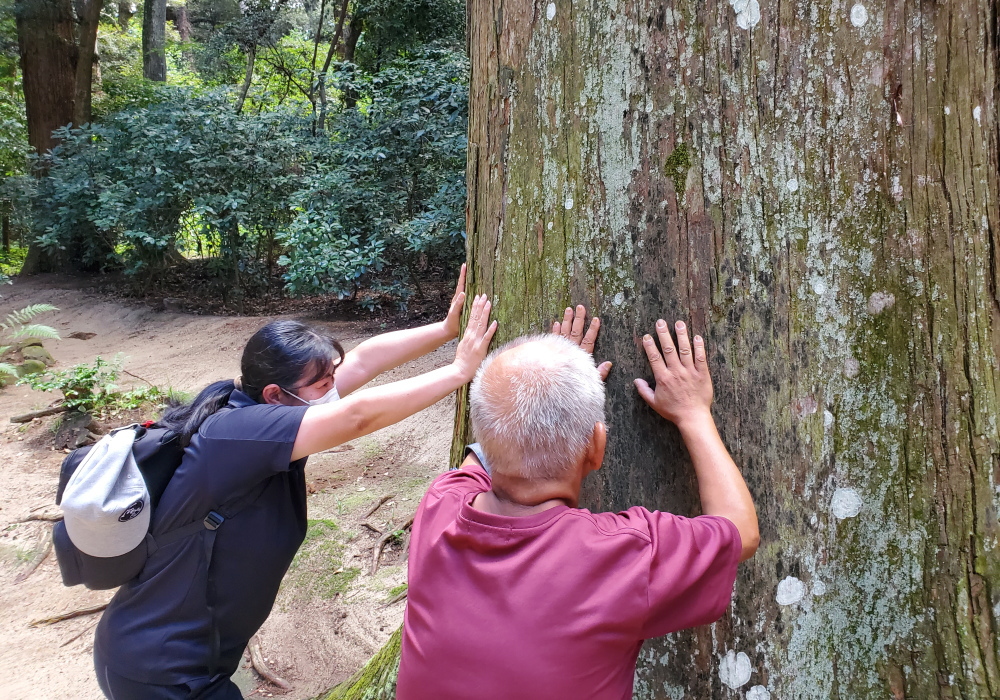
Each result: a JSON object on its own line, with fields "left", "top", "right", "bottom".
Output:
{"left": 0, "top": 303, "right": 59, "bottom": 380}
{"left": 0, "top": 245, "right": 27, "bottom": 276}
{"left": 22, "top": 356, "right": 121, "bottom": 411}
{"left": 21, "top": 354, "right": 172, "bottom": 415}
{"left": 352, "top": 0, "right": 465, "bottom": 72}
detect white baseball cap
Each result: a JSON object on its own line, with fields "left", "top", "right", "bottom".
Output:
{"left": 61, "top": 428, "right": 151, "bottom": 558}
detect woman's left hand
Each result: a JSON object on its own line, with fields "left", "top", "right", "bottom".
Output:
{"left": 443, "top": 263, "right": 468, "bottom": 339}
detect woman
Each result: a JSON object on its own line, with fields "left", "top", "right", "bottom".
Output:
{"left": 93, "top": 267, "right": 496, "bottom": 699}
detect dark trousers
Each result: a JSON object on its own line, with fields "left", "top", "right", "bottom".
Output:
{"left": 94, "top": 654, "right": 243, "bottom": 700}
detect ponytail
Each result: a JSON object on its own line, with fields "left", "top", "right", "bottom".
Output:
{"left": 159, "top": 380, "right": 237, "bottom": 446}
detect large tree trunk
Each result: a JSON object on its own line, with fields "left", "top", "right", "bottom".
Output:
{"left": 447, "top": 0, "right": 1000, "bottom": 697}
{"left": 142, "top": 0, "right": 167, "bottom": 81}
{"left": 14, "top": 0, "right": 76, "bottom": 155}
{"left": 315, "top": 0, "right": 1000, "bottom": 697}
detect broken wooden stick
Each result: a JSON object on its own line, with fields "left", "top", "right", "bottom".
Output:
{"left": 17, "top": 512, "right": 62, "bottom": 523}
{"left": 15, "top": 526, "right": 53, "bottom": 584}
{"left": 30, "top": 603, "right": 108, "bottom": 627}
{"left": 11, "top": 405, "right": 69, "bottom": 424}
{"left": 248, "top": 634, "right": 292, "bottom": 693}
{"left": 384, "top": 588, "right": 408, "bottom": 607}
{"left": 370, "top": 513, "right": 415, "bottom": 575}
{"left": 363, "top": 494, "right": 395, "bottom": 519}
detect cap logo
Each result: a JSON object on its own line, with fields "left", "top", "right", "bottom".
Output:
{"left": 118, "top": 499, "right": 145, "bottom": 522}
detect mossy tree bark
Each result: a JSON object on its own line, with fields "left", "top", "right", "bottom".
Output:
{"left": 446, "top": 0, "right": 1000, "bottom": 697}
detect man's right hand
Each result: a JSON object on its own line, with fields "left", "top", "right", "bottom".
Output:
{"left": 634, "top": 320, "right": 713, "bottom": 429}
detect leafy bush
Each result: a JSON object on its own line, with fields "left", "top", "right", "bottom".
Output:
{"left": 25, "top": 47, "right": 468, "bottom": 305}
{"left": 22, "top": 355, "right": 172, "bottom": 416}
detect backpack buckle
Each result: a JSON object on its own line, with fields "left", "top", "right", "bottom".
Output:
{"left": 203, "top": 511, "right": 224, "bottom": 530}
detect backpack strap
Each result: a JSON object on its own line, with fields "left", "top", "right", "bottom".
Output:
{"left": 149, "top": 479, "right": 271, "bottom": 675}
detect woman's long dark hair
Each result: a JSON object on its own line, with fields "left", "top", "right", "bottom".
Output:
{"left": 159, "top": 320, "right": 345, "bottom": 445}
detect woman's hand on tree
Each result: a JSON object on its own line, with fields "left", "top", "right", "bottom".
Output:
{"left": 634, "top": 320, "right": 713, "bottom": 428}
{"left": 551, "top": 304, "right": 612, "bottom": 380}
{"left": 453, "top": 293, "right": 498, "bottom": 381}
{"left": 442, "top": 263, "right": 468, "bottom": 339}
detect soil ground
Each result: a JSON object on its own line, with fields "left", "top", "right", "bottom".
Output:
{"left": 0, "top": 275, "right": 457, "bottom": 699}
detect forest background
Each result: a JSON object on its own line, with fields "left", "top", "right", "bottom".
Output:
{"left": 2, "top": 0, "right": 469, "bottom": 310}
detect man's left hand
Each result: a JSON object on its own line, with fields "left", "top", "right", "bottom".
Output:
{"left": 552, "top": 305, "right": 612, "bottom": 380}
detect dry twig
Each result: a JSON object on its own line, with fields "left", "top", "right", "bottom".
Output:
{"left": 363, "top": 494, "right": 395, "bottom": 519}
{"left": 30, "top": 603, "right": 108, "bottom": 627}
{"left": 17, "top": 513, "right": 62, "bottom": 523}
{"left": 383, "top": 589, "right": 408, "bottom": 607}
{"left": 370, "top": 513, "right": 415, "bottom": 575}
{"left": 248, "top": 634, "right": 292, "bottom": 693}
{"left": 60, "top": 618, "right": 99, "bottom": 647}
{"left": 361, "top": 522, "right": 383, "bottom": 536}
{"left": 15, "top": 526, "right": 53, "bottom": 584}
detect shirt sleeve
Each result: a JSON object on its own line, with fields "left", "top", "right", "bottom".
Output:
{"left": 639, "top": 510, "right": 742, "bottom": 638}
{"left": 194, "top": 404, "right": 309, "bottom": 499}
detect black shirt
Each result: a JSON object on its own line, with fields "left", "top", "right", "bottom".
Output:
{"left": 95, "top": 391, "right": 309, "bottom": 685}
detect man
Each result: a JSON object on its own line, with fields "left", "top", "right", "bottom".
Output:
{"left": 397, "top": 309, "right": 759, "bottom": 700}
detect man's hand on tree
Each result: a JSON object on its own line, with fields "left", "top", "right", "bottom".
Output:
{"left": 634, "top": 320, "right": 714, "bottom": 429}
{"left": 551, "top": 305, "right": 612, "bottom": 380}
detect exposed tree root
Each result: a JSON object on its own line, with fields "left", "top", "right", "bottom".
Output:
{"left": 30, "top": 603, "right": 108, "bottom": 627}
{"left": 10, "top": 405, "right": 69, "bottom": 423}
{"left": 370, "top": 513, "right": 414, "bottom": 575}
{"left": 363, "top": 494, "right": 395, "bottom": 519}
{"left": 248, "top": 634, "right": 293, "bottom": 693}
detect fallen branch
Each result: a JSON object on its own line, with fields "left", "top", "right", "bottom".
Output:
{"left": 11, "top": 405, "right": 69, "bottom": 424}
{"left": 15, "top": 526, "right": 53, "bottom": 584}
{"left": 30, "top": 603, "right": 108, "bottom": 627}
{"left": 361, "top": 522, "right": 383, "bottom": 536}
{"left": 120, "top": 369, "right": 156, "bottom": 387}
{"left": 370, "top": 513, "right": 415, "bottom": 575}
{"left": 248, "top": 634, "right": 292, "bottom": 693}
{"left": 17, "top": 513, "right": 62, "bottom": 523}
{"left": 363, "top": 494, "right": 395, "bottom": 519}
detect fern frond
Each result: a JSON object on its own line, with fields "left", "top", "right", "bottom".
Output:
{"left": 0, "top": 362, "right": 18, "bottom": 379}
{"left": 10, "top": 324, "right": 61, "bottom": 341}
{"left": 2, "top": 304, "right": 59, "bottom": 329}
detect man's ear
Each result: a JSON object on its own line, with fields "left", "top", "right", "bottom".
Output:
{"left": 583, "top": 422, "right": 607, "bottom": 474}
{"left": 261, "top": 384, "right": 285, "bottom": 405}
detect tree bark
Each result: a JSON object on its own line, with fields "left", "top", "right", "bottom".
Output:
{"left": 73, "top": 0, "right": 103, "bottom": 127}
{"left": 234, "top": 43, "right": 255, "bottom": 114}
{"left": 448, "top": 0, "right": 1000, "bottom": 698}
{"left": 142, "top": 0, "right": 167, "bottom": 81}
{"left": 14, "top": 0, "right": 76, "bottom": 155}
{"left": 117, "top": 1, "right": 133, "bottom": 30}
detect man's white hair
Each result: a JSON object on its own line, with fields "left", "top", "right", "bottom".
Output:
{"left": 469, "top": 334, "right": 606, "bottom": 480}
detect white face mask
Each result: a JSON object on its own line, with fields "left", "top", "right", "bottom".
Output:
{"left": 282, "top": 385, "right": 340, "bottom": 406}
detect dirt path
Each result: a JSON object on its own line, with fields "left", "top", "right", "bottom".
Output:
{"left": 0, "top": 276, "right": 455, "bottom": 699}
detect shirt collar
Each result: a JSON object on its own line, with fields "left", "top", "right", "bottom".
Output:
{"left": 228, "top": 389, "right": 258, "bottom": 408}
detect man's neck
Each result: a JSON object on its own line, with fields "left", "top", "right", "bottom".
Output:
{"left": 471, "top": 489, "right": 568, "bottom": 517}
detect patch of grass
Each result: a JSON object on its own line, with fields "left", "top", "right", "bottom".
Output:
{"left": 385, "top": 583, "right": 407, "bottom": 601}
{"left": 287, "top": 518, "right": 360, "bottom": 600}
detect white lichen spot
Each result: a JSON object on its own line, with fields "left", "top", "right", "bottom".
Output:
{"left": 809, "top": 513, "right": 818, "bottom": 527}
{"left": 824, "top": 410, "right": 835, "bottom": 428}
{"left": 547, "top": 221, "right": 553, "bottom": 230}
{"left": 844, "top": 357, "right": 861, "bottom": 378}
{"left": 812, "top": 278, "right": 827, "bottom": 295}
{"left": 545, "top": 2, "right": 556, "bottom": 20}
{"left": 747, "top": 686, "right": 772, "bottom": 700}
{"left": 786, "top": 178, "right": 799, "bottom": 192}
{"left": 718, "top": 650, "right": 752, "bottom": 689}
{"left": 891, "top": 175, "right": 903, "bottom": 201}
{"left": 613, "top": 291, "right": 625, "bottom": 307}
{"left": 729, "top": 0, "right": 761, "bottom": 30}
{"left": 776, "top": 576, "right": 806, "bottom": 606}
{"left": 867, "top": 291, "right": 896, "bottom": 315}
{"left": 850, "top": 3, "right": 868, "bottom": 26}
{"left": 944, "top": 105, "right": 951, "bottom": 115}
{"left": 812, "top": 579, "right": 827, "bottom": 596}
{"left": 831, "top": 487, "right": 864, "bottom": 519}
{"left": 563, "top": 197, "right": 574, "bottom": 210}
{"left": 973, "top": 105, "right": 982, "bottom": 125}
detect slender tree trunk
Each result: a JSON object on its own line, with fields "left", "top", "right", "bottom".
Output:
{"left": 73, "top": 0, "right": 103, "bottom": 127}
{"left": 340, "top": 13, "right": 363, "bottom": 109}
{"left": 14, "top": 0, "right": 76, "bottom": 154}
{"left": 142, "top": 0, "right": 166, "bottom": 81}
{"left": 170, "top": 2, "right": 190, "bottom": 40}
{"left": 234, "top": 44, "right": 255, "bottom": 114}
{"left": 448, "top": 0, "right": 1000, "bottom": 697}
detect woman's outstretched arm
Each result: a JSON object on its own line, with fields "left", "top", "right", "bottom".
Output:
{"left": 291, "top": 293, "right": 496, "bottom": 461}
{"left": 333, "top": 265, "right": 469, "bottom": 396}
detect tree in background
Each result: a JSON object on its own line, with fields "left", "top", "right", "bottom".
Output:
{"left": 142, "top": 0, "right": 166, "bottom": 80}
